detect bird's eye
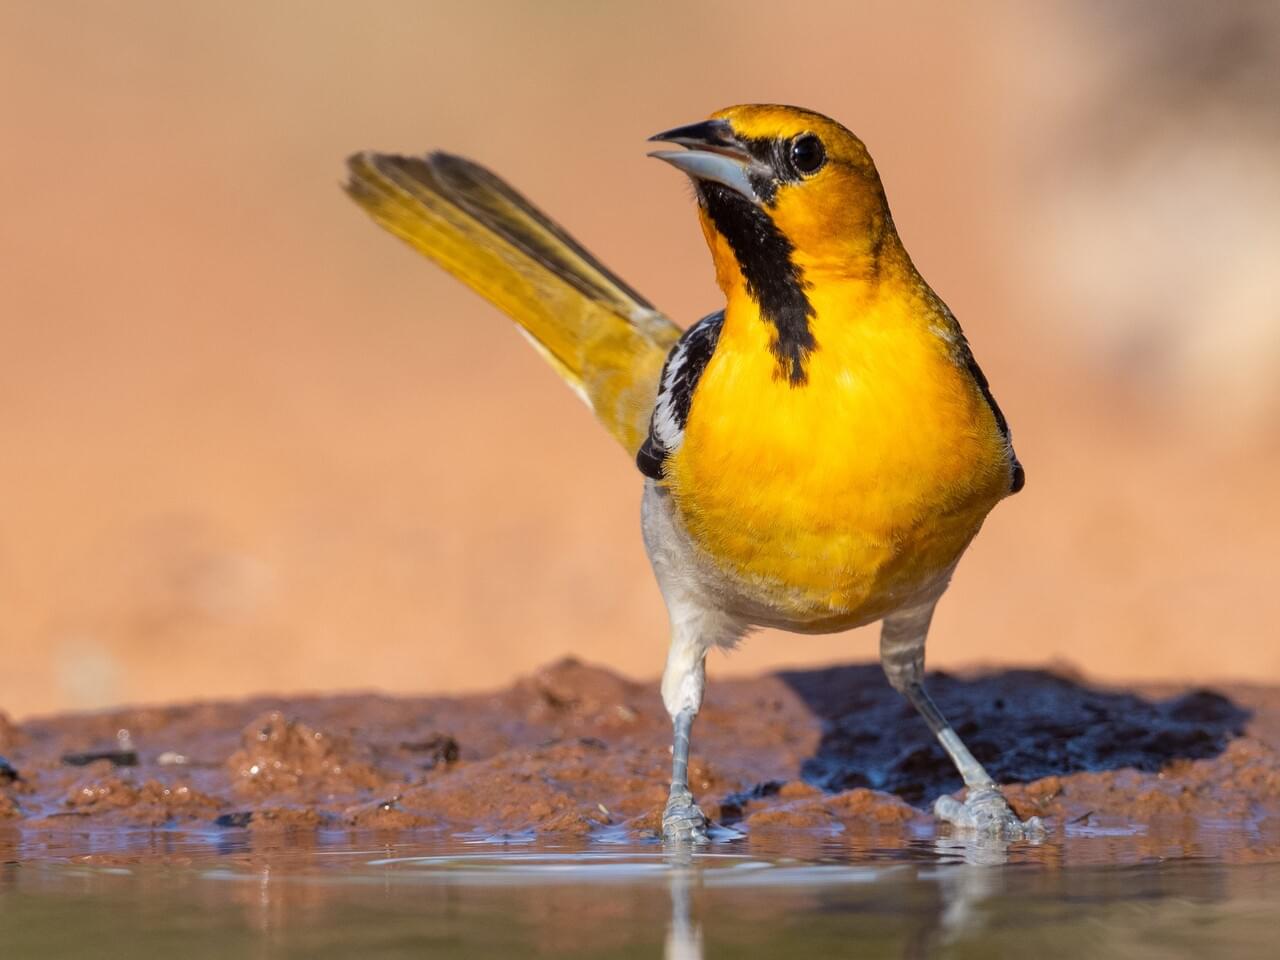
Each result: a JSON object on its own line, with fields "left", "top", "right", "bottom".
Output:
{"left": 789, "top": 134, "right": 826, "bottom": 176}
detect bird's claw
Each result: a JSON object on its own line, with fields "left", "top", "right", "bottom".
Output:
{"left": 662, "top": 785, "right": 710, "bottom": 844}
{"left": 934, "top": 785, "right": 1044, "bottom": 841}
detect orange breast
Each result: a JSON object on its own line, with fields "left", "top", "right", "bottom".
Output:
{"left": 664, "top": 282, "right": 1012, "bottom": 624}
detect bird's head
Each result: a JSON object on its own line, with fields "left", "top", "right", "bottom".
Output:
{"left": 650, "top": 105, "right": 897, "bottom": 383}
{"left": 650, "top": 104, "right": 893, "bottom": 287}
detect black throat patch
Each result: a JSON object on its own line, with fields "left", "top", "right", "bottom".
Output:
{"left": 698, "top": 183, "right": 816, "bottom": 385}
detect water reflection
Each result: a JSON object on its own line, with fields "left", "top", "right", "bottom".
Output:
{"left": 2, "top": 829, "right": 1279, "bottom": 957}
{"left": 662, "top": 833, "right": 1022, "bottom": 960}
{"left": 664, "top": 849, "right": 701, "bottom": 960}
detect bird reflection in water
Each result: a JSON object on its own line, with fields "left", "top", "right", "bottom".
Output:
{"left": 662, "top": 834, "right": 1018, "bottom": 960}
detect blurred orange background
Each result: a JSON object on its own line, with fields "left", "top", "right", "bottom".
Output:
{"left": 2, "top": 1, "right": 1277, "bottom": 718}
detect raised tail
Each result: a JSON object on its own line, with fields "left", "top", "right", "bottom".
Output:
{"left": 344, "top": 151, "right": 681, "bottom": 455}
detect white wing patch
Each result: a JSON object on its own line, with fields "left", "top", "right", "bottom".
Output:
{"left": 636, "top": 310, "right": 725, "bottom": 480}
{"left": 652, "top": 341, "right": 690, "bottom": 449}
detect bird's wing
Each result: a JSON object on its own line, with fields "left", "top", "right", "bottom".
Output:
{"left": 345, "top": 151, "right": 682, "bottom": 455}
{"left": 636, "top": 310, "right": 725, "bottom": 479}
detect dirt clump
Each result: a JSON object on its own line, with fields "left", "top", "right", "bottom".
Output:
{"left": 742, "top": 786, "right": 917, "bottom": 831}
{"left": 516, "top": 657, "right": 646, "bottom": 729}
{"left": 227, "top": 711, "right": 389, "bottom": 796}
{"left": 65, "top": 776, "right": 221, "bottom": 824}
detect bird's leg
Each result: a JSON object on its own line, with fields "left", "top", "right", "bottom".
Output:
{"left": 642, "top": 485, "right": 746, "bottom": 843}
{"left": 660, "top": 627, "right": 711, "bottom": 843}
{"left": 881, "top": 601, "right": 1043, "bottom": 840}
{"left": 665, "top": 707, "right": 707, "bottom": 843}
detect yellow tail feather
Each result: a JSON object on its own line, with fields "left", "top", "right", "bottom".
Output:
{"left": 344, "top": 151, "right": 681, "bottom": 455}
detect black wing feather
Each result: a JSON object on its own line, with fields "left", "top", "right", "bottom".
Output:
{"left": 637, "top": 311, "right": 725, "bottom": 480}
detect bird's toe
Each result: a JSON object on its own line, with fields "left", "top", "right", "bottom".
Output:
{"left": 935, "top": 785, "right": 1044, "bottom": 842}
{"left": 662, "top": 786, "right": 711, "bottom": 844}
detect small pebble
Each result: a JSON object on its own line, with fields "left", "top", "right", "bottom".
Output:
{"left": 61, "top": 750, "right": 140, "bottom": 768}
{"left": 400, "top": 734, "right": 460, "bottom": 769}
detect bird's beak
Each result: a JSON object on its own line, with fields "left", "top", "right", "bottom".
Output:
{"left": 648, "top": 119, "right": 761, "bottom": 204}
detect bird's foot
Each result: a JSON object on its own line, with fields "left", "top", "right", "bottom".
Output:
{"left": 934, "top": 785, "right": 1044, "bottom": 841}
{"left": 662, "top": 784, "right": 710, "bottom": 844}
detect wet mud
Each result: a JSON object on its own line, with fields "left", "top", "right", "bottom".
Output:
{"left": 2, "top": 659, "right": 1278, "bottom": 859}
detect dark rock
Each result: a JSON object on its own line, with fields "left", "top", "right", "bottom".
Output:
{"left": 61, "top": 750, "right": 139, "bottom": 768}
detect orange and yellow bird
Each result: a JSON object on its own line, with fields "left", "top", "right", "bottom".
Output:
{"left": 345, "top": 104, "right": 1039, "bottom": 841}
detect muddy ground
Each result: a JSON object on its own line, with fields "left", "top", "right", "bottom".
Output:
{"left": 2, "top": 659, "right": 1278, "bottom": 861}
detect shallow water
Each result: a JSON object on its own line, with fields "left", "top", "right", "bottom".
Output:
{"left": 3, "top": 829, "right": 1278, "bottom": 958}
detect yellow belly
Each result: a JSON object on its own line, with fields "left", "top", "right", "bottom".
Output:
{"left": 664, "top": 294, "right": 1012, "bottom": 624}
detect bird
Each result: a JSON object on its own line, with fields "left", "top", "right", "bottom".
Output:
{"left": 344, "top": 104, "right": 1040, "bottom": 841}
